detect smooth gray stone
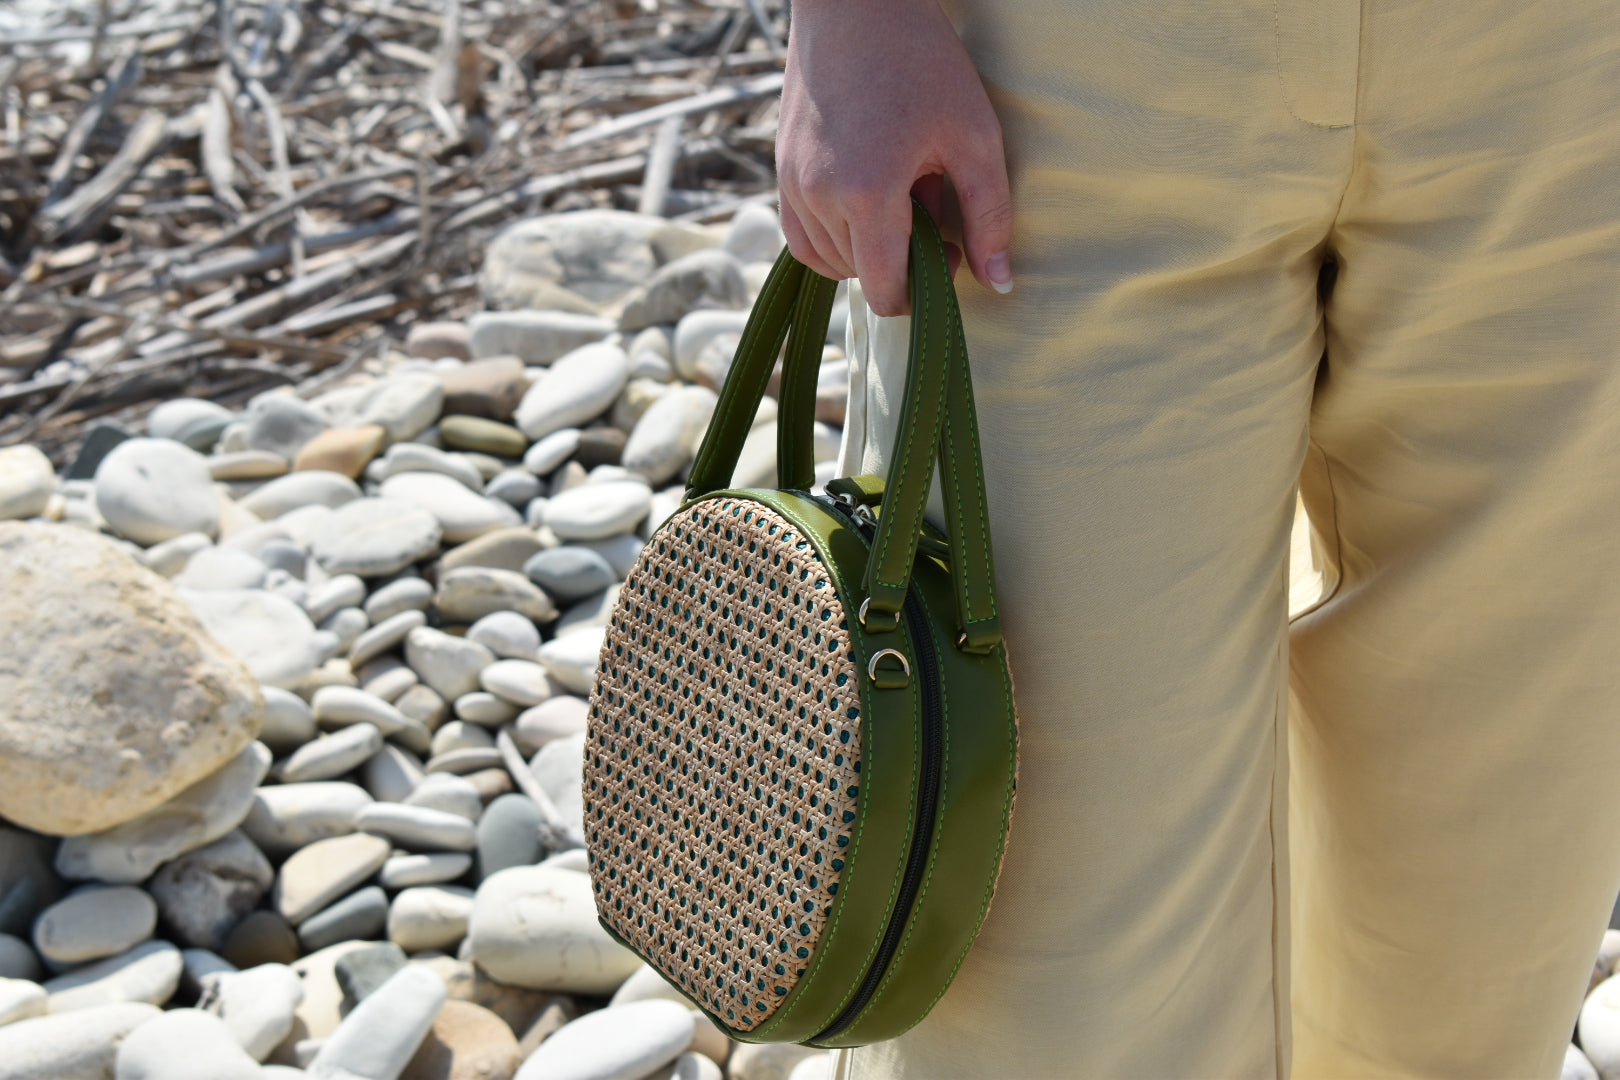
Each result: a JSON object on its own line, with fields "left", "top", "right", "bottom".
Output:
{"left": 44, "top": 939, "right": 182, "bottom": 1013}
{"left": 377, "top": 472, "right": 519, "bottom": 545}
{"left": 465, "top": 611, "right": 541, "bottom": 661}
{"left": 245, "top": 393, "right": 329, "bottom": 461}
{"left": 94, "top": 437, "right": 219, "bottom": 545}
{"left": 577, "top": 532, "right": 643, "bottom": 579}
{"left": 617, "top": 248, "right": 748, "bottom": 332}
{"left": 360, "top": 658, "right": 418, "bottom": 703}
{"left": 312, "top": 686, "right": 414, "bottom": 738}
{"left": 404, "top": 773, "right": 482, "bottom": 822}
{"left": 521, "top": 427, "right": 581, "bottom": 475}
{"left": 467, "top": 867, "right": 638, "bottom": 993}
{"left": 297, "top": 886, "right": 389, "bottom": 953}
{"left": 405, "top": 627, "right": 495, "bottom": 702}
{"left": 220, "top": 911, "right": 299, "bottom": 970}
{"left": 0, "top": 932, "right": 42, "bottom": 981}
{"left": 178, "top": 948, "right": 235, "bottom": 999}
{"left": 305, "top": 964, "right": 446, "bottom": 1079}
{"left": 173, "top": 546, "right": 267, "bottom": 591}
{"left": 333, "top": 942, "right": 407, "bottom": 1011}
{"left": 452, "top": 691, "right": 519, "bottom": 727}
{"left": 364, "top": 577, "right": 435, "bottom": 624}
{"left": 513, "top": 1000, "right": 693, "bottom": 1080}
{"left": 360, "top": 743, "right": 426, "bottom": 804}
{"left": 66, "top": 421, "right": 134, "bottom": 480}
{"left": 479, "top": 209, "right": 665, "bottom": 309}
{"left": 313, "top": 497, "right": 443, "bottom": 578}
{"left": 356, "top": 373, "right": 444, "bottom": 445}
{"left": 429, "top": 721, "right": 494, "bottom": 759}
{"left": 54, "top": 742, "right": 272, "bottom": 885}
{"left": 113, "top": 1007, "right": 262, "bottom": 1080}
{"left": 673, "top": 308, "right": 750, "bottom": 381}
{"left": 0, "top": 974, "right": 46, "bottom": 1027}
{"left": 350, "top": 609, "right": 429, "bottom": 669}
{"left": 485, "top": 468, "right": 542, "bottom": 508}
{"left": 423, "top": 748, "right": 503, "bottom": 776}
{"left": 469, "top": 310, "right": 617, "bottom": 366}
{"left": 386, "top": 885, "right": 476, "bottom": 954}
{"left": 259, "top": 537, "right": 307, "bottom": 577}
{"left": 536, "top": 628, "right": 605, "bottom": 696}
{"left": 478, "top": 659, "right": 553, "bottom": 708}
{"left": 723, "top": 203, "right": 786, "bottom": 263}
{"left": 151, "top": 399, "right": 236, "bottom": 446}
{"left": 240, "top": 470, "right": 361, "bottom": 519}
{"left": 356, "top": 804, "right": 478, "bottom": 852}
{"left": 543, "top": 478, "right": 652, "bottom": 541}
{"left": 378, "top": 852, "right": 473, "bottom": 890}
{"left": 273, "top": 832, "right": 391, "bottom": 927}
{"left": 395, "top": 684, "right": 449, "bottom": 732}
{"left": 0, "top": 445, "right": 53, "bottom": 522}
{"left": 514, "top": 696, "right": 589, "bottom": 755}
{"left": 137, "top": 531, "right": 212, "bottom": 577}
{"left": 320, "top": 606, "right": 370, "bottom": 653}
{"left": 514, "top": 342, "right": 631, "bottom": 443}
{"left": 434, "top": 566, "right": 556, "bottom": 624}
{"left": 196, "top": 961, "right": 303, "bottom": 1062}
{"left": 304, "top": 574, "right": 367, "bottom": 625}
{"left": 523, "top": 545, "right": 617, "bottom": 603}
{"left": 279, "top": 723, "right": 383, "bottom": 784}
{"left": 372, "top": 441, "right": 484, "bottom": 491}
{"left": 33, "top": 887, "right": 157, "bottom": 967}
{"left": 147, "top": 830, "right": 273, "bottom": 952}
{"left": 530, "top": 732, "right": 585, "bottom": 839}
{"left": 476, "top": 794, "right": 544, "bottom": 882}
{"left": 0, "top": 1001, "right": 161, "bottom": 1080}
{"left": 182, "top": 588, "right": 321, "bottom": 690}
{"left": 242, "top": 781, "right": 373, "bottom": 855}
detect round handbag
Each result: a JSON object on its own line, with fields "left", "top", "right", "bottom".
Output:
{"left": 583, "top": 201, "right": 1018, "bottom": 1048}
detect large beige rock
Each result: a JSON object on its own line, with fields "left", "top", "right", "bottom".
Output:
{"left": 0, "top": 523, "right": 262, "bottom": 836}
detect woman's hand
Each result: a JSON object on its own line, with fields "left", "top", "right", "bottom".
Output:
{"left": 776, "top": 0, "right": 1014, "bottom": 316}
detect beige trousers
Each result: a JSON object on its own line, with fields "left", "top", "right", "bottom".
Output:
{"left": 827, "top": 1, "right": 1620, "bottom": 1077}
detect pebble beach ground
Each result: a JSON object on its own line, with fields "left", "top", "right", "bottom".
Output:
{"left": 0, "top": 203, "right": 849, "bottom": 1080}
{"left": 1, "top": 200, "right": 1618, "bottom": 1080}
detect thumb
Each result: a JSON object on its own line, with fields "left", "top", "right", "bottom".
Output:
{"left": 947, "top": 144, "right": 1015, "bottom": 295}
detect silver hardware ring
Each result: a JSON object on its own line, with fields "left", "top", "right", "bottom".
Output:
{"left": 868, "top": 648, "right": 911, "bottom": 681}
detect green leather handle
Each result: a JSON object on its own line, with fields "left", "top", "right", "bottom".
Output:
{"left": 776, "top": 271, "right": 838, "bottom": 491}
{"left": 685, "top": 201, "right": 1001, "bottom": 652}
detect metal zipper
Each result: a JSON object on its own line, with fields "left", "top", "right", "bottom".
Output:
{"left": 809, "top": 495, "right": 947, "bottom": 1044}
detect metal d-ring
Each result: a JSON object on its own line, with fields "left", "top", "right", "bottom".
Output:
{"left": 868, "top": 648, "right": 910, "bottom": 681}
{"left": 858, "top": 597, "right": 872, "bottom": 626}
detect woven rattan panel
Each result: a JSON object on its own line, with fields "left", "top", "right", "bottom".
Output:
{"left": 585, "top": 497, "right": 865, "bottom": 1030}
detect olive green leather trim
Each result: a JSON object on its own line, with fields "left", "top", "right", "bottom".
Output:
{"left": 808, "top": 549, "right": 1019, "bottom": 1047}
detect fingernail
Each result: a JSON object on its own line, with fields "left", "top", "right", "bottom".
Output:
{"left": 987, "top": 251, "right": 1013, "bottom": 294}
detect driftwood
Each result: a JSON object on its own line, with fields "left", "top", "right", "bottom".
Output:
{"left": 0, "top": 0, "right": 790, "bottom": 466}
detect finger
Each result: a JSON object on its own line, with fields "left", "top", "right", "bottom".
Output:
{"left": 909, "top": 175, "right": 966, "bottom": 277}
{"left": 910, "top": 173, "right": 948, "bottom": 229}
{"left": 944, "top": 137, "right": 1015, "bottom": 294}
{"left": 847, "top": 188, "right": 914, "bottom": 318}
{"left": 779, "top": 194, "right": 849, "bottom": 282}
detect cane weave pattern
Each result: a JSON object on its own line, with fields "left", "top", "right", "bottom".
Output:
{"left": 584, "top": 497, "right": 865, "bottom": 1030}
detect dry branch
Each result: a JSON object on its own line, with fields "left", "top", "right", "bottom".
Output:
{"left": 0, "top": 0, "right": 790, "bottom": 465}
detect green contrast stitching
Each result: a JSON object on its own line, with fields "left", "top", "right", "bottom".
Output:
{"left": 908, "top": 647, "right": 1017, "bottom": 1024}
